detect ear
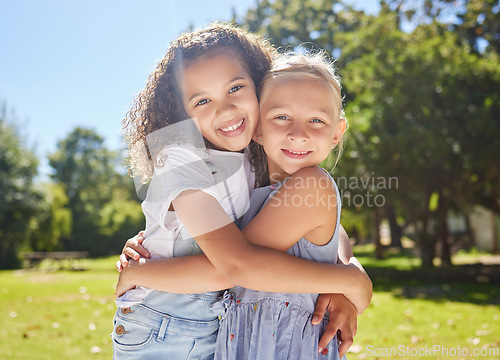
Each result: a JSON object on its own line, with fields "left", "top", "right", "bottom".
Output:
{"left": 331, "top": 117, "right": 347, "bottom": 149}
{"left": 252, "top": 122, "right": 263, "bottom": 144}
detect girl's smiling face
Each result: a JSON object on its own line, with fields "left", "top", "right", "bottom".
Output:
{"left": 257, "top": 77, "right": 345, "bottom": 183}
{"left": 181, "top": 53, "right": 260, "bottom": 151}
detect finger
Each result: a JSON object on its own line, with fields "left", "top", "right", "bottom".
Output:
{"left": 338, "top": 334, "right": 354, "bottom": 359}
{"left": 123, "top": 247, "right": 142, "bottom": 261}
{"left": 115, "top": 260, "right": 123, "bottom": 272}
{"left": 318, "top": 323, "right": 339, "bottom": 354}
{"left": 129, "top": 242, "right": 150, "bottom": 258}
{"left": 119, "top": 254, "right": 130, "bottom": 268}
{"left": 312, "top": 295, "right": 330, "bottom": 325}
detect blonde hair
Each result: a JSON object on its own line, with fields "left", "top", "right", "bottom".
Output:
{"left": 258, "top": 51, "right": 346, "bottom": 169}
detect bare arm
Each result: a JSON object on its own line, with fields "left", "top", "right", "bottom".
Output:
{"left": 117, "top": 168, "right": 371, "bottom": 312}
{"left": 116, "top": 255, "right": 232, "bottom": 297}
{"left": 171, "top": 168, "right": 372, "bottom": 311}
{"left": 338, "top": 225, "right": 353, "bottom": 264}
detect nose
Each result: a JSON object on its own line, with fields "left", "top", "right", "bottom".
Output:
{"left": 216, "top": 98, "right": 237, "bottom": 119}
{"left": 288, "top": 123, "right": 308, "bottom": 143}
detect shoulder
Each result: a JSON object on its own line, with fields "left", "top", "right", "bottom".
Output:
{"left": 279, "top": 167, "right": 336, "bottom": 197}
{"left": 152, "top": 144, "right": 215, "bottom": 186}
{"left": 266, "top": 167, "right": 338, "bottom": 217}
{"left": 155, "top": 144, "right": 209, "bottom": 172}
{"left": 160, "top": 143, "right": 206, "bottom": 161}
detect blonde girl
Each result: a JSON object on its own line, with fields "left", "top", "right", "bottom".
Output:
{"left": 213, "top": 51, "right": 353, "bottom": 359}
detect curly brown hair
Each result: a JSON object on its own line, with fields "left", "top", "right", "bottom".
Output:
{"left": 123, "top": 22, "right": 274, "bottom": 184}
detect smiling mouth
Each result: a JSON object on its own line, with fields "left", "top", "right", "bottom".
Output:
{"left": 282, "top": 149, "right": 312, "bottom": 158}
{"left": 219, "top": 119, "right": 244, "bottom": 132}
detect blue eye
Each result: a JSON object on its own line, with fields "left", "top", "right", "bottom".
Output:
{"left": 276, "top": 115, "right": 289, "bottom": 120}
{"left": 195, "top": 99, "right": 210, "bottom": 107}
{"left": 311, "top": 118, "right": 324, "bottom": 124}
{"left": 229, "top": 85, "right": 243, "bottom": 93}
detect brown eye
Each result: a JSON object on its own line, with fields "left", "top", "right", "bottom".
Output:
{"left": 229, "top": 85, "right": 243, "bottom": 93}
{"left": 195, "top": 99, "right": 210, "bottom": 107}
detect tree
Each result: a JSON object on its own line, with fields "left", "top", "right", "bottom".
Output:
{"left": 239, "top": 0, "right": 500, "bottom": 266}
{"left": 338, "top": 3, "right": 500, "bottom": 265}
{"left": 454, "top": 0, "right": 500, "bottom": 54}
{"left": 48, "top": 127, "right": 143, "bottom": 256}
{"left": 28, "top": 183, "right": 72, "bottom": 252}
{"left": 0, "top": 103, "right": 41, "bottom": 268}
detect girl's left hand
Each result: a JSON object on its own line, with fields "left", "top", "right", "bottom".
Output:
{"left": 115, "top": 260, "right": 141, "bottom": 298}
{"left": 115, "top": 231, "right": 150, "bottom": 272}
{"left": 312, "top": 293, "right": 357, "bottom": 358}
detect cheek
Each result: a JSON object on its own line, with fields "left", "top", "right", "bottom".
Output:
{"left": 194, "top": 113, "right": 214, "bottom": 132}
{"left": 262, "top": 124, "right": 283, "bottom": 143}
{"left": 246, "top": 98, "right": 259, "bottom": 115}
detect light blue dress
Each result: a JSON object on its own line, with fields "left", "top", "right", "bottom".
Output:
{"left": 212, "top": 170, "right": 346, "bottom": 360}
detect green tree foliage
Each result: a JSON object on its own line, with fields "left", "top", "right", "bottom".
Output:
{"left": 339, "top": 3, "right": 500, "bottom": 265}
{"left": 455, "top": 0, "right": 500, "bottom": 54}
{"left": 48, "top": 127, "right": 144, "bottom": 256}
{"left": 0, "top": 103, "right": 41, "bottom": 268}
{"left": 28, "top": 183, "right": 72, "bottom": 252}
{"left": 239, "top": 0, "right": 500, "bottom": 266}
{"left": 240, "top": 0, "right": 365, "bottom": 54}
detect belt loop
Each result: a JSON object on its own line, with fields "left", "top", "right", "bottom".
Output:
{"left": 157, "top": 315, "right": 170, "bottom": 341}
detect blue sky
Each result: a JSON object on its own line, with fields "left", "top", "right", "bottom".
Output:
{"left": 0, "top": 0, "right": 378, "bottom": 177}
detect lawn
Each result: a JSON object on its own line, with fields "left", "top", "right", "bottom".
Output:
{"left": 1, "top": 250, "right": 499, "bottom": 360}
{"left": 1, "top": 258, "right": 117, "bottom": 359}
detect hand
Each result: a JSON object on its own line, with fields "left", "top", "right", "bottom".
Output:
{"left": 115, "top": 260, "right": 138, "bottom": 298}
{"left": 312, "top": 293, "right": 358, "bottom": 358}
{"left": 115, "top": 231, "right": 150, "bottom": 272}
{"left": 115, "top": 258, "right": 146, "bottom": 298}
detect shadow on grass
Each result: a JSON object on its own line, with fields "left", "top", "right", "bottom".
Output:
{"left": 355, "top": 245, "right": 500, "bottom": 306}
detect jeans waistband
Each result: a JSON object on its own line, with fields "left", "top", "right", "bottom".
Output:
{"left": 115, "top": 303, "right": 219, "bottom": 338}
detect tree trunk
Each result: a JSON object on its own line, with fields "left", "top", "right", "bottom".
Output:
{"left": 415, "top": 209, "right": 435, "bottom": 268}
{"left": 438, "top": 191, "right": 452, "bottom": 266}
{"left": 463, "top": 209, "right": 474, "bottom": 251}
{"left": 386, "top": 205, "right": 403, "bottom": 248}
{"left": 417, "top": 232, "right": 436, "bottom": 267}
{"left": 373, "top": 209, "right": 384, "bottom": 260}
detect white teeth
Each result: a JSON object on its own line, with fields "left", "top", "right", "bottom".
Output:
{"left": 220, "top": 119, "right": 244, "bottom": 132}
{"left": 288, "top": 150, "right": 308, "bottom": 155}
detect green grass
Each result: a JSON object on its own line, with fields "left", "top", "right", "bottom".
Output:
{"left": 349, "top": 245, "right": 500, "bottom": 359}
{"left": 1, "top": 253, "right": 499, "bottom": 359}
{"left": 0, "top": 258, "right": 117, "bottom": 359}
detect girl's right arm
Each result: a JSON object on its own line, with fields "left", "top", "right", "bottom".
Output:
{"left": 171, "top": 167, "right": 372, "bottom": 312}
{"left": 118, "top": 167, "right": 371, "bottom": 312}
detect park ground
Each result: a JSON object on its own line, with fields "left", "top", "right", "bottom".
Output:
{"left": 1, "top": 245, "right": 499, "bottom": 360}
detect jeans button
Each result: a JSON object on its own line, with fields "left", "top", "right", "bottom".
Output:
{"left": 115, "top": 325, "right": 128, "bottom": 335}
{"left": 121, "top": 307, "right": 132, "bottom": 314}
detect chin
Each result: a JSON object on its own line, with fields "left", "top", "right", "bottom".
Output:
{"left": 229, "top": 139, "right": 251, "bottom": 151}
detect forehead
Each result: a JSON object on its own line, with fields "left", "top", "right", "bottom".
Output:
{"left": 182, "top": 53, "right": 251, "bottom": 86}
{"left": 184, "top": 47, "right": 249, "bottom": 74}
{"left": 260, "top": 76, "right": 340, "bottom": 116}
{"left": 262, "top": 76, "right": 333, "bottom": 102}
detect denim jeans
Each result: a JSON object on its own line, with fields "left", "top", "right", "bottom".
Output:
{"left": 112, "top": 290, "right": 220, "bottom": 360}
